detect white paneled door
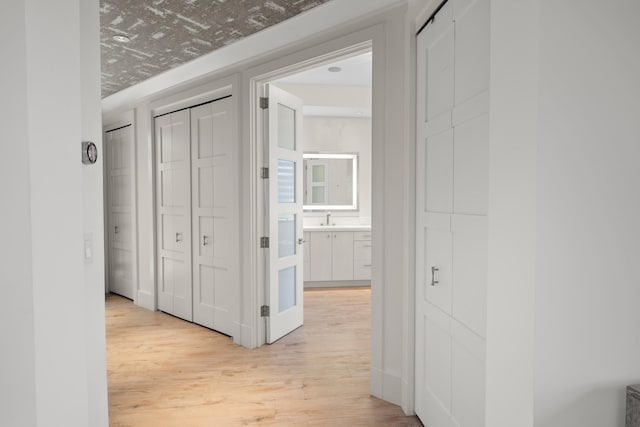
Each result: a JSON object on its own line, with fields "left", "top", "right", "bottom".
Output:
{"left": 106, "top": 124, "right": 136, "bottom": 300}
{"left": 415, "top": 0, "right": 490, "bottom": 425}
{"left": 265, "top": 85, "right": 304, "bottom": 344}
{"left": 190, "top": 97, "right": 238, "bottom": 336}
{"left": 155, "top": 109, "right": 193, "bottom": 322}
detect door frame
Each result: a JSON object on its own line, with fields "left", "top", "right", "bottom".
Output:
{"left": 148, "top": 75, "right": 243, "bottom": 341}
{"left": 246, "top": 32, "right": 382, "bottom": 348}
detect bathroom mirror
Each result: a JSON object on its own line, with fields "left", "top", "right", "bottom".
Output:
{"left": 303, "top": 153, "right": 358, "bottom": 211}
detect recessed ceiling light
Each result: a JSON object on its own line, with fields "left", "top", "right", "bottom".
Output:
{"left": 112, "top": 35, "right": 130, "bottom": 43}
{"left": 328, "top": 66, "right": 342, "bottom": 73}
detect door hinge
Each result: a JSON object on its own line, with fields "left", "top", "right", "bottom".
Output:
{"left": 260, "top": 236, "right": 270, "bottom": 248}
{"left": 260, "top": 167, "right": 269, "bottom": 179}
{"left": 261, "top": 305, "right": 270, "bottom": 317}
{"left": 259, "top": 97, "right": 269, "bottom": 109}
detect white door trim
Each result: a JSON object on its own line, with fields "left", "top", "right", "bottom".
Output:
{"left": 244, "top": 26, "right": 389, "bottom": 398}
{"left": 147, "top": 75, "right": 242, "bottom": 341}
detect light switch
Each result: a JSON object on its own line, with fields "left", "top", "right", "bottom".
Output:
{"left": 84, "top": 234, "right": 93, "bottom": 262}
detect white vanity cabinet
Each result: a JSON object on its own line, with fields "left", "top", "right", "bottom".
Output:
{"left": 305, "top": 228, "right": 371, "bottom": 283}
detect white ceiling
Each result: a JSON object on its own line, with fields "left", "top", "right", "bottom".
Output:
{"left": 276, "top": 51, "right": 372, "bottom": 117}
{"left": 276, "top": 51, "right": 372, "bottom": 87}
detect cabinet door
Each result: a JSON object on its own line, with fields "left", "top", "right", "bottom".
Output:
{"left": 353, "top": 240, "right": 372, "bottom": 280}
{"left": 309, "top": 232, "right": 332, "bottom": 281}
{"left": 331, "top": 231, "right": 354, "bottom": 281}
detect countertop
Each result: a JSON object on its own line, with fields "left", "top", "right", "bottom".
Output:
{"left": 303, "top": 225, "right": 371, "bottom": 232}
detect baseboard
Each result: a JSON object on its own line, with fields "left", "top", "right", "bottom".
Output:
{"left": 370, "top": 367, "right": 402, "bottom": 406}
{"left": 135, "top": 290, "right": 155, "bottom": 311}
{"left": 237, "top": 323, "right": 257, "bottom": 349}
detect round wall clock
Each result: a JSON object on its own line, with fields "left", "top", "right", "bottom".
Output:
{"left": 82, "top": 141, "right": 98, "bottom": 165}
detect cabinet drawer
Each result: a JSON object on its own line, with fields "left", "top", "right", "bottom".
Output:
{"left": 354, "top": 263, "right": 371, "bottom": 280}
{"left": 353, "top": 240, "right": 372, "bottom": 280}
{"left": 354, "top": 231, "right": 372, "bottom": 241}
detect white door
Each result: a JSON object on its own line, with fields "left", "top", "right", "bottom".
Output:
{"left": 265, "top": 85, "right": 304, "bottom": 344}
{"left": 415, "top": 0, "right": 490, "bottom": 425}
{"left": 105, "top": 125, "right": 135, "bottom": 300}
{"left": 190, "top": 97, "right": 238, "bottom": 336}
{"left": 155, "top": 109, "right": 193, "bottom": 321}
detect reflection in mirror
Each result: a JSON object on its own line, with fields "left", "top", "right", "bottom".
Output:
{"left": 303, "top": 153, "right": 358, "bottom": 210}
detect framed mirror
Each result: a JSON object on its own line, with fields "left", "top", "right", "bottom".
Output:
{"left": 303, "top": 153, "right": 358, "bottom": 211}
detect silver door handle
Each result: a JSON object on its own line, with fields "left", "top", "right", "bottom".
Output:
{"left": 176, "top": 232, "right": 182, "bottom": 243}
{"left": 431, "top": 266, "right": 440, "bottom": 286}
{"left": 298, "top": 238, "right": 305, "bottom": 245}
{"left": 203, "top": 235, "right": 209, "bottom": 246}
{"left": 114, "top": 226, "right": 119, "bottom": 234}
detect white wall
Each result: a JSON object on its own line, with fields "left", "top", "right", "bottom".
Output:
{"left": 80, "top": 0, "right": 109, "bottom": 424}
{"left": 0, "top": 0, "right": 107, "bottom": 425}
{"left": 534, "top": 0, "right": 640, "bottom": 425}
{"left": 0, "top": 1, "right": 37, "bottom": 423}
{"left": 485, "top": 0, "right": 539, "bottom": 425}
{"left": 275, "top": 83, "right": 372, "bottom": 111}
{"left": 486, "top": 0, "right": 640, "bottom": 426}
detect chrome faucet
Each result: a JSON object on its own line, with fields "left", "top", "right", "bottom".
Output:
{"left": 325, "top": 211, "right": 331, "bottom": 226}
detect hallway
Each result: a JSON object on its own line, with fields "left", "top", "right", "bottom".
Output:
{"left": 106, "top": 287, "right": 422, "bottom": 426}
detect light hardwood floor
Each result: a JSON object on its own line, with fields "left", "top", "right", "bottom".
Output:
{"left": 107, "top": 287, "right": 422, "bottom": 426}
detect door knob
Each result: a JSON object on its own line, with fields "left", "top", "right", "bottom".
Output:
{"left": 430, "top": 266, "right": 440, "bottom": 286}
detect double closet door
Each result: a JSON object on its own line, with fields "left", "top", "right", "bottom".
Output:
{"left": 154, "top": 96, "right": 238, "bottom": 337}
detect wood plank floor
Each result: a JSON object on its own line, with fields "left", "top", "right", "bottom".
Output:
{"left": 106, "top": 287, "right": 423, "bottom": 426}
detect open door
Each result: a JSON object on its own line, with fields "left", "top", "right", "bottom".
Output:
{"left": 264, "top": 84, "right": 304, "bottom": 344}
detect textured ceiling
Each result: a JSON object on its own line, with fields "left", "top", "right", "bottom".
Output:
{"left": 99, "top": 0, "right": 333, "bottom": 98}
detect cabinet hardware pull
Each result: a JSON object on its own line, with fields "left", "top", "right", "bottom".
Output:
{"left": 431, "top": 266, "right": 440, "bottom": 286}
{"left": 364, "top": 264, "right": 372, "bottom": 267}
{"left": 176, "top": 232, "right": 182, "bottom": 243}
{"left": 298, "top": 238, "right": 305, "bottom": 245}
{"left": 114, "top": 226, "right": 119, "bottom": 234}
{"left": 203, "top": 235, "right": 208, "bottom": 246}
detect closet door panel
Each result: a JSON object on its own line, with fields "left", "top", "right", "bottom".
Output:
{"left": 453, "top": 114, "right": 489, "bottom": 215}
{"left": 454, "top": 0, "right": 490, "bottom": 105}
{"left": 155, "top": 109, "right": 192, "bottom": 321}
{"left": 452, "top": 215, "right": 488, "bottom": 337}
{"left": 451, "top": 337, "right": 486, "bottom": 427}
{"left": 106, "top": 125, "right": 135, "bottom": 300}
{"left": 210, "top": 97, "right": 236, "bottom": 336}
{"left": 426, "top": 129, "right": 454, "bottom": 213}
{"left": 191, "top": 97, "right": 237, "bottom": 336}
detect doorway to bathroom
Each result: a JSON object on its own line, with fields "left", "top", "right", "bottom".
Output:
{"left": 257, "top": 45, "right": 374, "bottom": 344}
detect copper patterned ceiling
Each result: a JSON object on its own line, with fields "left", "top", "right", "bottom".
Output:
{"left": 100, "top": 0, "right": 333, "bottom": 98}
